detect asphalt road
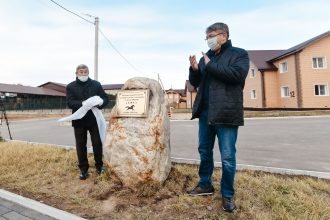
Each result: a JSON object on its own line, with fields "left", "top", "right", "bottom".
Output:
{"left": 1, "top": 116, "right": 330, "bottom": 173}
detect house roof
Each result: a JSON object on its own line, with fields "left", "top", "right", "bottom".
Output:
{"left": 38, "top": 82, "right": 66, "bottom": 87}
{"left": 0, "top": 83, "right": 66, "bottom": 96}
{"left": 39, "top": 82, "right": 125, "bottom": 91}
{"left": 166, "top": 89, "right": 186, "bottom": 96}
{"left": 175, "top": 89, "right": 186, "bottom": 96}
{"left": 102, "top": 84, "right": 124, "bottom": 90}
{"left": 247, "top": 50, "right": 285, "bottom": 71}
{"left": 268, "top": 30, "right": 330, "bottom": 61}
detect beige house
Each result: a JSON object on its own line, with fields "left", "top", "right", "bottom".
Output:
{"left": 165, "top": 89, "right": 186, "bottom": 108}
{"left": 245, "top": 31, "right": 330, "bottom": 108}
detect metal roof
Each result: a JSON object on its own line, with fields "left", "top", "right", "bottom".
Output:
{"left": 38, "top": 82, "right": 66, "bottom": 87}
{"left": 268, "top": 30, "right": 330, "bottom": 61}
{"left": 247, "top": 50, "right": 285, "bottom": 71}
{"left": 102, "top": 84, "right": 124, "bottom": 90}
{"left": 0, "top": 83, "right": 66, "bottom": 96}
{"left": 166, "top": 89, "right": 186, "bottom": 96}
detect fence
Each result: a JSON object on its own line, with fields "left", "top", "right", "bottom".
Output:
{"left": 1, "top": 95, "right": 116, "bottom": 111}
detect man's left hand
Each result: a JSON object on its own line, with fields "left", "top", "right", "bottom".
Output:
{"left": 202, "top": 52, "right": 210, "bottom": 65}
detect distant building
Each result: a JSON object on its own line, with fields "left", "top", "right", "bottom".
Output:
{"left": 0, "top": 81, "right": 125, "bottom": 110}
{"left": 165, "top": 89, "right": 186, "bottom": 108}
{"left": 38, "top": 82, "right": 66, "bottom": 94}
{"left": 39, "top": 82, "right": 124, "bottom": 96}
{"left": 0, "top": 83, "right": 66, "bottom": 110}
{"left": 102, "top": 84, "right": 124, "bottom": 95}
{"left": 245, "top": 30, "right": 330, "bottom": 108}
{"left": 164, "top": 81, "right": 196, "bottom": 109}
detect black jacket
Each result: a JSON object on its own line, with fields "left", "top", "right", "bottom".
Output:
{"left": 189, "top": 40, "right": 249, "bottom": 126}
{"left": 66, "top": 78, "right": 109, "bottom": 128}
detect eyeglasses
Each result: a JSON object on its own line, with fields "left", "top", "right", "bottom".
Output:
{"left": 205, "top": 32, "right": 224, "bottom": 40}
{"left": 77, "top": 69, "right": 89, "bottom": 76}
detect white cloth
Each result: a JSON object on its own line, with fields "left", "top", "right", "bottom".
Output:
{"left": 58, "top": 96, "right": 107, "bottom": 145}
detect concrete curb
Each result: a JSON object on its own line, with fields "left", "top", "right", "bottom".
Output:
{"left": 170, "top": 115, "right": 330, "bottom": 121}
{"left": 0, "top": 189, "right": 87, "bottom": 220}
{"left": 245, "top": 115, "right": 330, "bottom": 120}
{"left": 171, "top": 157, "right": 330, "bottom": 180}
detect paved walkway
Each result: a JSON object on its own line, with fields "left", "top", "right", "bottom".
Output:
{"left": 0, "top": 189, "right": 86, "bottom": 220}
{"left": 0, "top": 197, "right": 55, "bottom": 220}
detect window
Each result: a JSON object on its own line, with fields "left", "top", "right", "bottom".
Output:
{"left": 314, "top": 84, "right": 329, "bottom": 96}
{"left": 279, "top": 61, "right": 288, "bottom": 73}
{"left": 281, "top": 87, "right": 290, "bottom": 97}
{"left": 250, "top": 69, "right": 256, "bottom": 78}
{"left": 251, "top": 90, "right": 257, "bottom": 99}
{"left": 312, "top": 57, "right": 326, "bottom": 69}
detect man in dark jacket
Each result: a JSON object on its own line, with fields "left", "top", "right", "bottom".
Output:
{"left": 188, "top": 23, "right": 249, "bottom": 212}
{"left": 66, "top": 64, "right": 109, "bottom": 180}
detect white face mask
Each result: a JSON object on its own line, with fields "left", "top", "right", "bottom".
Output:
{"left": 207, "top": 36, "right": 218, "bottom": 51}
{"left": 77, "top": 75, "right": 89, "bottom": 82}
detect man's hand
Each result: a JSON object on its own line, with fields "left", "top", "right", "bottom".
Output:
{"left": 202, "top": 52, "right": 210, "bottom": 65}
{"left": 189, "top": 55, "right": 199, "bottom": 71}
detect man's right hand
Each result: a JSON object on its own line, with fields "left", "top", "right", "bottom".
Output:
{"left": 189, "top": 55, "right": 199, "bottom": 71}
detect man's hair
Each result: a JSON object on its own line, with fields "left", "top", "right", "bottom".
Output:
{"left": 75, "top": 64, "right": 89, "bottom": 73}
{"left": 206, "top": 22, "right": 229, "bottom": 39}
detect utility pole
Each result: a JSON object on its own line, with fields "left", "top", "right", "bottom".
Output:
{"left": 157, "top": 73, "right": 165, "bottom": 92}
{"left": 84, "top": 13, "right": 99, "bottom": 81}
{"left": 94, "top": 17, "right": 99, "bottom": 81}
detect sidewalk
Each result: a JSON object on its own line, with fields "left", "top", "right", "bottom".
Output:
{"left": 0, "top": 189, "right": 86, "bottom": 220}
{"left": 0, "top": 197, "right": 55, "bottom": 220}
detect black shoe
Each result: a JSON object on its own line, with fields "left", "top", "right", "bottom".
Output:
{"left": 222, "top": 197, "right": 236, "bottom": 212}
{"left": 79, "top": 170, "right": 89, "bottom": 180}
{"left": 96, "top": 166, "right": 105, "bottom": 175}
{"left": 187, "top": 185, "right": 214, "bottom": 196}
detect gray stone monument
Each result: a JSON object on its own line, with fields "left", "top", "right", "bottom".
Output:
{"left": 103, "top": 77, "right": 171, "bottom": 189}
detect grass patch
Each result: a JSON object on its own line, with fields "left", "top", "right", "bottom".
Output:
{"left": 0, "top": 141, "right": 329, "bottom": 219}
{"left": 5, "top": 113, "right": 69, "bottom": 121}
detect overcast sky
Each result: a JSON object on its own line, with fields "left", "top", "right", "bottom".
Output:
{"left": 0, "top": 0, "right": 329, "bottom": 89}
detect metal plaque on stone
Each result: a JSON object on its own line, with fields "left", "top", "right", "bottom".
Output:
{"left": 116, "top": 89, "right": 149, "bottom": 117}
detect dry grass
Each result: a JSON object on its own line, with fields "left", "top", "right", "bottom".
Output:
{"left": 0, "top": 141, "right": 329, "bottom": 220}
{"left": 5, "top": 113, "right": 69, "bottom": 121}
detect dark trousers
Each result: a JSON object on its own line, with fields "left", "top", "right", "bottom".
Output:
{"left": 73, "top": 125, "right": 103, "bottom": 172}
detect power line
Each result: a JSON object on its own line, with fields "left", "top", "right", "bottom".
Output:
{"left": 49, "top": 0, "right": 94, "bottom": 25}
{"left": 99, "top": 28, "right": 145, "bottom": 75}
{"left": 48, "top": 0, "right": 145, "bottom": 76}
